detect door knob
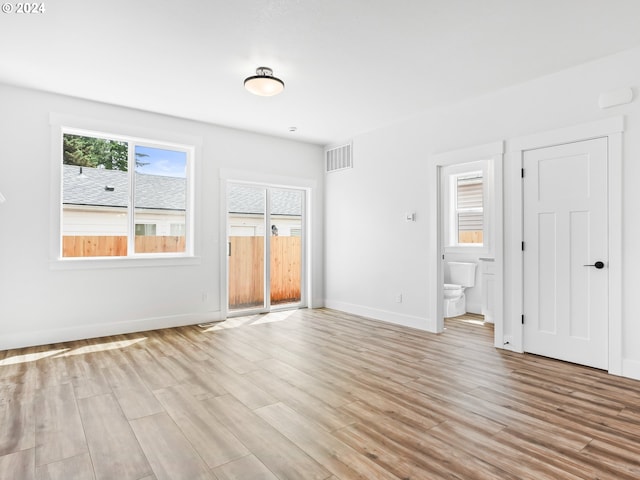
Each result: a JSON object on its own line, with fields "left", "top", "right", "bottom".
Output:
{"left": 583, "top": 261, "right": 605, "bottom": 269}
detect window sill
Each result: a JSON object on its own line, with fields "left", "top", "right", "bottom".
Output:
{"left": 444, "top": 245, "right": 491, "bottom": 256}
{"left": 50, "top": 255, "right": 201, "bottom": 271}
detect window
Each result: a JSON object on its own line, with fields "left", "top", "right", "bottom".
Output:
{"left": 135, "top": 224, "right": 157, "bottom": 236}
{"left": 455, "top": 173, "right": 483, "bottom": 245}
{"left": 443, "top": 160, "right": 488, "bottom": 250}
{"left": 170, "top": 223, "right": 185, "bottom": 236}
{"left": 61, "top": 129, "right": 192, "bottom": 258}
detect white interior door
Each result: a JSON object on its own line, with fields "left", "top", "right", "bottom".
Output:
{"left": 523, "top": 137, "right": 608, "bottom": 369}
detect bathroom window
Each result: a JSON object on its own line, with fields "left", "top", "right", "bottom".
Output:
{"left": 455, "top": 173, "right": 483, "bottom": 245}
{"left": 443, "top": 160, "right": 489, "bottom": 251}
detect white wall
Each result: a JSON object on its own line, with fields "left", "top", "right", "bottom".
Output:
{"left": 325, "top": 46, "right": 640, "bottom": 379}
{"left": 0, "top": 84, "right": 324, "bottom": 349}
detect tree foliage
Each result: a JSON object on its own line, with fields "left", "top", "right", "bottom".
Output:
{"left": 63, "top": 134, "right": 129, "bottom": 171}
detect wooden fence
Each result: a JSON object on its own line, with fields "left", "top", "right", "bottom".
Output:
{"left": 458, "top": 231, "right": 483, "bottom": 244}
{"left": 62, "top": 235, "right": 185, "bottom": 257}
{"left": 229, "top": 236, "right": 301, "bottom": 309}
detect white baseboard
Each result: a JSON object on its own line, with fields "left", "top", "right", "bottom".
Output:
{"left": 622, "top": 359, "right": 640, "bottom": 381}
{"left": 0, "top": 311, "right": 223, "bottom": 351}
{"left": 325, "top": 300, "right": 436, "bottom": 332}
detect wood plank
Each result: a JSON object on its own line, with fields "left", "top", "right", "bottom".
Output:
{"left": 35, "top": 383, "right": 87, "bottom": 466}
{"left": 246, "top": 368, "right": 356, "bottom": 432}
{"left": 256, "top": 402, "right": 399, "bottom": 480}
{"left": 0, "top": 448, "right": 34, "bottom": 480}
{"left": 102, "top": 363, "right": 164, "bottom": 420}
{"left": 154, "top": 384, "right": 249, "bottom": 468}
{"left": 201, "top": 360, "right": 277, "bottom": 410}
{"left": 35, "top": 453, "right": 95, "bottom": 480}
{"left": 0, "top": 385, "right": 35, "bottom": 456}
{"left": 130, "top": 413, "right": 216, "bottom": 480}
{"left": 203, "top": 394, "right": 330, "bottom": 480}
{"left": 332, "top": 423, "right": 451, "bottom": 480}
{"left": 338, "top": 401, "right": 516, "bottom": 480}
{"left": 212, "top": 454, "right": 278, "bottom": 480}
{"left": 259, "top": 358, "right": 353, "bottom": 408}
{"left": 77, "top": 393, "right": 152, "bottom": 480}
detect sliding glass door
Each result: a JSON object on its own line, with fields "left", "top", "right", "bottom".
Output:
{"left": 227, "top": 183, "right": 305, "bottom": 314}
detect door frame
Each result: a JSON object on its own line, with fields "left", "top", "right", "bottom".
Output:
{"left": 431, "top": 141, "right": 504, "bottom": 347}
{"left": 506, "top": 116, "right": 623, "bottom": 375}
{"left": 219, "top": 168, "right": 314, "bottom": 319}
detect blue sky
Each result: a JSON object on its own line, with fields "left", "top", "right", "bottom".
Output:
{"left": 135, "top": 146, "right": 187, "bottom": 178}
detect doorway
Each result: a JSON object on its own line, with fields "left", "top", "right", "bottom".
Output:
{"left": 227, "top": 183, "right": 306, "bottom": 315}
{"left": 432, "top": 141, "right": 504, "bottom": 346}
{"left": 522, "top": 138, "right": 608, "bottom": 369}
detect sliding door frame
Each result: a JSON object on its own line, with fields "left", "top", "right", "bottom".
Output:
{"left": 220, "top": 169, "right": 311, "bottom": 319}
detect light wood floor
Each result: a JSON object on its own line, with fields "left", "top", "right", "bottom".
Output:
{"left": 2, "top": 308, "right": 640, "bottom": 479}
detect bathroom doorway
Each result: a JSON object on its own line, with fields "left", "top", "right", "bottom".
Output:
{"left": 432, "top": 142, "right": 504, "bottom": 348}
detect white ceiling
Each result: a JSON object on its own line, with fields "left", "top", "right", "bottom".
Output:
{"left": 2, "top": 0, "right": 640, "bottom": 145}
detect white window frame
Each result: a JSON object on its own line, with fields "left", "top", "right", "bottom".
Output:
{"left": 442, "top": 159, "right": 490, "bottom": 254}
{"left": 50, "top": 113, "right": 200, "bottom": 269}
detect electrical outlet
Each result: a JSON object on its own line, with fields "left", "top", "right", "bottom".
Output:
{"left": 395, "top": 293, "right": 402, "bottom": 303}
{"left": 202, "top": 292, "right": 208, "bottom": 302}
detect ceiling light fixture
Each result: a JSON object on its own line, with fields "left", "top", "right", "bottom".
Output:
{"left": 244, "top": 66, "right": 285, "bottom": 96}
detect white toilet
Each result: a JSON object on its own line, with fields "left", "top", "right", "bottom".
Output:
{"left": 444, "top": 261, "right": 477, "bottom": 318}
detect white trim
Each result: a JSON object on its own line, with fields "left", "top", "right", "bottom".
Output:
{"left": 432, "top": 141, "right": 505, "bottom": 164}
{"left": 608, "top": 132, "right": 623, "bottom": 376}
{"left": 508, "top": 116, "right": 623, "bottom": 152}
{"left": 219, "top": 178, "right": 230, "bottom": 320}
{"left": 219, "top": 168, "right": 317, "bottom": 189}
{"left": 325, "top": 300, "right": 435, "bottom": 332}
{"left": 0, "top": 311, "right": 222, "bottom": 351}
{"left": 49, "top": 256, "right": 201, "bottom": 270}
{"left": 431, "top": 141, "right": 504, "bottom": 338}
{"left": 506, "top": 116, "right": 624, "bottom": 375}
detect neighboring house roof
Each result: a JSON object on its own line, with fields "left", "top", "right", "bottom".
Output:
{"left": 63, "top": 164, "right": 186, "bottom": 211}
{"left": 228, "top": 186, "right": 302, "bottom": 216}
{"left": 63, "top": 165, "right": 303, "bottom": 216}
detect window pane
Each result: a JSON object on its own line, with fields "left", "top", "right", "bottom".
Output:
{"left": 170, "top": 223, "right": 185, "bottom": 236}
{"left": 135, "top": 224, "right": 157, "bottom": 236}
{"left": 270, "top": 188, "right": 303, "bottom": 306}
{"left": 134, "top": 146, "right": 187, "bottom": 254}
{"left": 456, "top": 174, "right": 483, "bottom": 245}
{"left": 61, "top": 133, "right": 129, "bottom": 257}
{"left": 458, "top": 212, "right": 484, "bottom": 244}
{"left": 228, "top": 184, "right": 266, "bottom": 311}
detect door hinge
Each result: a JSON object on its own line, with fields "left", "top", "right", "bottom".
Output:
{"left": 521, "top": 241, "right": 525, "bottom": 251}
{"left": 521, "top": 314, "right": 525, "bottom": 324}
{"left": 521, "top": 168, "right": 525, "bottom": 178}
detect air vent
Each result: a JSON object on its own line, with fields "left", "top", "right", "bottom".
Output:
{"left": 325, "top": 143, "right": 353, "bottom": 172}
